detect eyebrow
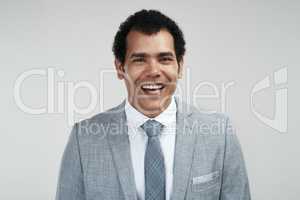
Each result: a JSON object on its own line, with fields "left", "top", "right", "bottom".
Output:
{"left": 130, "top": 53, "right": 147, "bottom": 59}
{"left": 158, "top": 52, "right": 175, "bottom": 57}
{"left": 130, "top": 52, "right": 175, "bottom": 59}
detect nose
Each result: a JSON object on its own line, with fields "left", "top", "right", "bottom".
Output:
{"left": 146, "top": 59, "right": 161, "bottom": 77}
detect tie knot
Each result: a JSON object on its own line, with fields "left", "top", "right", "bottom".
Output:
{"left": 141, "top": 120, "right": 163, "bottom": 137}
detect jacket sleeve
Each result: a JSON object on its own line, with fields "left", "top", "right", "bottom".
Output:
{"left": 220, "top": 117, "right": 251, "bottom": 200}
{"left": 55, "top": 123, "right": 86, "bottom": 200}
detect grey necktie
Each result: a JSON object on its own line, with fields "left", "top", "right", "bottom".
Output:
{"left": 141, "top": 120, "right": 165, "bottom": 200}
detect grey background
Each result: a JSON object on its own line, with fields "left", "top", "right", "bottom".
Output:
{"left": 1, "top": 0, "right": 299, "bottom": 199}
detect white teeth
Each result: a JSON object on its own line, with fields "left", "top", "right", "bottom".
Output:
{"left": 141, "top": 84, "right": 163, "bottom": 90}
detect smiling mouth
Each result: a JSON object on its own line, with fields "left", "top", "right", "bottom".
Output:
{"left": 140, "top": 83, "right": 165, "bottom": 95}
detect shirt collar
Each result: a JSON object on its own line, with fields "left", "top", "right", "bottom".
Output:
{"left": 125, "top": 96, "right": 177, "bottom": 130}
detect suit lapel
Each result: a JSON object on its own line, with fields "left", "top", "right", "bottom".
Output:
{"left": 106, "top": 97, "right": 197, "bottom": 200}
{"left": 171, "top": 97, "right": 197, "bottom": 200}
{"left": 107, "top": 100, "right": 138, "bottom": 200}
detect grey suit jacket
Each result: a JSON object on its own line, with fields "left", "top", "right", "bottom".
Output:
{"left": 56, "top": 97, "right": 251, "bottom": 200}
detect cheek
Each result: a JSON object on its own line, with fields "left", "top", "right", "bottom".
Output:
{"left": 163, "top": 68, "right": 180, "bottom": 81}
{"left": 126, "top": 67, "right": 145, "bottom": 82}
{"left": 124, "top": 72, "right": 139, "bottom": 85}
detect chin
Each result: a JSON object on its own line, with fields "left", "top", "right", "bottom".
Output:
{"left": 140, "top": 99, "right": 161, "bottom": 109}
{"left": 137, "top": 99, "right": 164, "bottom": 113}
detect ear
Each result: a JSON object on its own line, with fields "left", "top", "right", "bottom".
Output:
{"left": 114, "top": 59, "right": 125, "bottom": 80}
{"left": 177, "top": 57, "right": 184, "bottom": 79}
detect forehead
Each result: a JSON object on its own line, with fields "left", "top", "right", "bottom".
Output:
{"left": 126, "top": 29, "right": 175, "bottom": 56}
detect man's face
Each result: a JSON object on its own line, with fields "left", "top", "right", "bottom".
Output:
{"left": 115, "top": 29, "right": 183, "bottom": 117}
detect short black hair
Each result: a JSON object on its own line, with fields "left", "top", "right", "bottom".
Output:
{"left": 112, "top": 9, "right": 186, "bottom": 64}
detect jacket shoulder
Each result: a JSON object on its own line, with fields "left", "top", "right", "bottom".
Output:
{"left": 74, "top": 101, "right": 126, "bottom": 139}
{"left": 77, "top": 100, "right": 125, "bottom": 126}
{"left": 186, "top": 103, "right": 233, "bottom": 136}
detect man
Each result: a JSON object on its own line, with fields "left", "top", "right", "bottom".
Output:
{"left": 56, "top": 9, "right": 251, "bottom": 200}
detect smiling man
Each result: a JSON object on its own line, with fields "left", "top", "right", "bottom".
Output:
{"left": 115, "top": 29, "right": 182, "bottom": 117}
{"left": 56, "top": 9, "right": 251, "bottom": 200}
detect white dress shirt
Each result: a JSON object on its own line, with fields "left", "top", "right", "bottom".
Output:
{"left": 125, "top": 96, "right": 177, "bottom": 200}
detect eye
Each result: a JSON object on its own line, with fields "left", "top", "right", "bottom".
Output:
{"left": 132, "top": 58, "right": 145, "bottom": 63}
{"left": 160, "top": 57, "right": 173, "bottom": 63}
